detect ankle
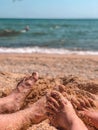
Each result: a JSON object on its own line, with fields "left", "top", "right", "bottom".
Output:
{"left": 69, "top": 116, "right": 88, "bottom": 130}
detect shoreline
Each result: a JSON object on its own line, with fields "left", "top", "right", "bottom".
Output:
{"left": 0, "top": 47, "right": 98, "bottom": 55}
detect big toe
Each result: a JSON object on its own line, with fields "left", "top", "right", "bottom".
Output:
{"left": 32, "top": 72, "right": 39, "bottom": 81}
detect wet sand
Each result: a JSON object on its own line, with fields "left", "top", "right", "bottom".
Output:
{"left": 0, "top": 53, "right": 98, "bottom": 130}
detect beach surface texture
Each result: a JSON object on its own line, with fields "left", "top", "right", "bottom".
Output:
{"left": 0, "top": 53, "right": 98, "bottom": 130}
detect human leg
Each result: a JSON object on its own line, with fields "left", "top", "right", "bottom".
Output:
{"left": 0, "top": 96, "right": 46, "bottom": 130}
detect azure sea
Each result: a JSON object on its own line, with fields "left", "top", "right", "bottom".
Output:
{"left": 0, "top": 18, "right": 98, "bottom": 54}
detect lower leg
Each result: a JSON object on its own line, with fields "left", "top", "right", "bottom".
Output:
{"left": 69, "top": 117, "right": 88, "bottom": 130}
{"left": 0, "top": 96, "right": 47, "bottom": 130}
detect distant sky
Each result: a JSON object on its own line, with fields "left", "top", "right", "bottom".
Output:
{"left": 0, "top": 0, "right": 98, "bottom": 18}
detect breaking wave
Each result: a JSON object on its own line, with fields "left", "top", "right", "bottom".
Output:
{"left": 0, "top": 47, "right": 98, "bottom": 55}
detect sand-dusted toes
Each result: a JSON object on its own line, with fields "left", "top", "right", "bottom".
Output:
{"left": 0, "top": 72, "right": 38, "bottom": 113}
{"left": 46, "top": 91, "right": 76, "bottom": 129}
{"left": 46, "top": 91, "right": 88, "bottom": 130}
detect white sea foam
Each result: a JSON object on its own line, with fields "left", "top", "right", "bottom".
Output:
{"left": 0, "top": 47, "right": 98, "bottom": 55}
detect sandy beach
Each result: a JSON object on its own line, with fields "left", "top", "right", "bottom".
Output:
{"left": 0, "top": 53, "right": 98, "bottom": 130}
{"left": 0, "top": 53, "right": 98, "bottom": 79}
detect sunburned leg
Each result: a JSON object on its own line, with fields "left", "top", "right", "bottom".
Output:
{"left": 78, "top": 108, "right": 98, "bottom": 129}
{"left": 0, "top": 96, "right": 47, "bottom": 130}
{"left": 0, "top": 72, "right": 38, "bottom": 113}
{"left": 46, "top": 91, "right": 88, "bottom": 130}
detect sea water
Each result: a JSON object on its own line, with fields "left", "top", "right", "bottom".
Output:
{"left": 0, "top": 18, "right": 98, "bottom": 55}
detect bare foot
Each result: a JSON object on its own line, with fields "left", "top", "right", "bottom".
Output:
{"left": 0, "top": 72, "right": 38, "bottom": 113}
{"left": 0, "top": 96, "right": 47, "bottom": 130}
{"left": 71, "top": 96, "right": 96, "bottom": 111}
{"left": 46, "top": 91, "right": 88, "bottom": 130}
{"left": 78, "top": 108, "right": 98, "bottom": 129}
{"left": 55, "top": 85, "right": 98, "bottom": 110}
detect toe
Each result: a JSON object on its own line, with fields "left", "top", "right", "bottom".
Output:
{"left": 46, "top": 95, "right": 60, "bottom": 109}
{"left": 50, "top": 91, "right": 68, "bottom": 108}
{"left": 46, "top": 102, "right": 59, "bottom": 113}
{"left": 88, "top": 98, "right": 96, "bottom": 107}
{"left": 32, "top": 72, "right": 39, "bottom": 81}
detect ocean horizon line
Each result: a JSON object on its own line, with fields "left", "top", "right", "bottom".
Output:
{"left": 0, "top": 18, "right": 98, "bottom": 20}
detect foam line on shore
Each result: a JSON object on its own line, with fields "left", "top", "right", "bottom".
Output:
{"left": 0, "top": 47, "right": 98, "bottom": 55}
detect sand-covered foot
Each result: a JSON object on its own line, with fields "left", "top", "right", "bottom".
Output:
{"left": 0, "top": 96, "right": 47, "bottom": 130}
{"left": 71, "top": 93, "right": 97, "bottom": 110}
{"left": 0, "top": 72, "right": 38, "bottom": 113}
{"left": 46, "top": 91, "right": 88, "bottom": 130}
{"left": 55, "top": 85, "right": 98, "bottom": 108}
{"left": 53, "top": 85, "right": 95, "bottom": 109}
{"left": 79, "top": 108, "right": 98, "bottom": 129}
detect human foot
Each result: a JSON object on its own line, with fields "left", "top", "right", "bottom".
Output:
{"left": 46, "top": 91, "right": 88, "bottom": 130}
{"left": 0, "top": 96, "right": 47, "bottom": 130}
{"left": 0, "top": 72, "right": 38, "bottom": 113}
{"left": 78, "top": 108, "right": 98, "bottom": 129}
{"left": 55, "top": 85, "right": 98, "bottom": 109}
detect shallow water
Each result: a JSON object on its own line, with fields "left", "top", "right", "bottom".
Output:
{"left": 0, "top": 18, "right": 98, "bottom": 54}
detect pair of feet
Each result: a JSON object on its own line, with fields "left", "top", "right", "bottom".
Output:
{"left": 46, "top": 91, "right": 98, "bottom": 130}
{"left": 0, "top": 72, "right": 47, "bottom": 130}
{"left": 0, "top": 72, "right": 98, "bottom": 130}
